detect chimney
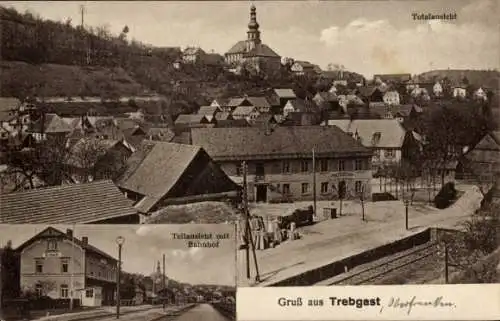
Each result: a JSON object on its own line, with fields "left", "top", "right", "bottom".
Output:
{"left": 66, "top": 229, "right": 73, "bottom": 238}
{"left": 81, "top": 236, "right": 88, "bottom": 245}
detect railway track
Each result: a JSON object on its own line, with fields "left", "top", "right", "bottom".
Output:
{"left": 329, "top": 242, "right": 440, "bottom": 285}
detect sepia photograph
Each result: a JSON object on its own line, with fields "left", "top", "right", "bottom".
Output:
{"left": 0, "top": 224, "right": 236, "bottom": 321}
{"left": 0, "top": 0, "right": 499, "bottom": 314}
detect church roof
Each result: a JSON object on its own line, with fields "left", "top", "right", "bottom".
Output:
{"left": 244, "top": 44, "right": 280, "bottom": 58}
{"left": 227, "top": 41, "right": 247, "bottom": 54}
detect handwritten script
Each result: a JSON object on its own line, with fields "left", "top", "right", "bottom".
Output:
{"left": 380, "top": 296, "right": 456, "bottom": 315}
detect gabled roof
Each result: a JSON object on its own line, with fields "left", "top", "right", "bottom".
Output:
{"left": 174, "top": 114, "right": 208, "bottom": 125}
{"left": 30, "top": 113, "right": 73, "bottom": 133}
{"left": 273, "top": 89, "right": 296, "bottom": 99}
{"left": 115, "top": 141, "right": 203, "bottom": 213}
{"left": 357, "top": 86, "right": 378, "bottom": 98}
{"left": 183, "top": 47, "right": 205, "bottom": 56}
{"left": 146, "top": 127, "right": 175, "bottom": 141}
{"left": 15, "top": 226, "right": 117, "bottom": 262}
{"left": 285, "top": 99, "right": 319, "bottom": 113}
{"left": 215, "top": 112, "right": 232, "bottom": 121}
{"left": 326, "top": 119, "right": 408, "bottom": 148}
{"left": 191, "top": 126, "right": 372, "bottom": 161}
{"left": 226, "top": 97, "right": 248, "bottom": 107}
{"left": 66, "top": 138, "right": 126, "bottom": 168}
{"left": 233, "top": 106, "right": 258, "bottom": 116}
{"left": 197, "top": 106, "right": 220, "bottom": 116}
{"left": 0, "top": 180, "right": 138, "bottom": 224}
{"left": 472, "top": 131, "right": 500, "bottom": 151}
{"left": 244, "top": 44, "right": 280, "bottom": 58}
{"left": 226, "top": 40, "right": 247, "bottom": 54}
{"left": 246, "top": 97, "right": 271, "bottom": 108}
{"left": 314, "top": 92, "right": 338, "bottom": 103}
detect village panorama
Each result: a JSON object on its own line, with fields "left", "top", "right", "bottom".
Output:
{"left": 0, "top": 0, "right": 499, "bottom": 319}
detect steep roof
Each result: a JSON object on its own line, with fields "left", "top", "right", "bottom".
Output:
{"left": 15, "top": 226, "right": 117, "bottom": 262}
{"left": 233, "top": 106, "right": 257, "bottom": 116}
{"left": 285, "top": 99, "right": 319, "bottom": 113}
{"left": 215, "top": 119, "right": 250, "bottom": 128}
{"left": 215, "top": 112, "right": 232, "bottom": 121}
{"left": 66, "top": 138, "right": 124, "bottom": 168}
{"left": 326, "top": 119, "right": 408, "bottom": 148}
{"left": 244, "top": 44, "right": 280, "bottom": 58}
{"left": 174, "top": 114, "right": 207, "bottom": 125}
{"left": 0, "top": 180, "right": 138, "bottom": 224}
{"left": 273, "top": 89, "right": 296, "bottom": 99}
{"left": 30, "top": 113, "right": 73, "bottom": 133}
{"left": 246, "top": 96, "right": 271, "bottom": 108}
{"left": 115, "top": 141, "right": 202, "bottom": 212}
{"left": 190, "top": 126, "right": 372, "bottom": 161}
{"left": 293, "top": 61, "right": 315, "bottom": 68}
{"left": 197, "top": 106, "right": 220, "bottom": 116}
{"left": 226, "top": 40, "right": 247, "bottom": 54}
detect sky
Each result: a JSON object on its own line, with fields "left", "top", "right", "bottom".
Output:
{"left": 1, "top": 0, "right": 499, "bottom": 77}
{"left": 0, "top": 224, "right": 236, "bottom": 286}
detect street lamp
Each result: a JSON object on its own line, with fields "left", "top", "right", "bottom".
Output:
{"left": 404, "top": 199, "right": 410, "bottom": 230}
{"left": 115, "top": 236, "right": 125, "bottom": 319}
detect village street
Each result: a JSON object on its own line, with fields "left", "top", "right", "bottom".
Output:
{"left": 238, "top": 184, "right": 483, "bottom": 286}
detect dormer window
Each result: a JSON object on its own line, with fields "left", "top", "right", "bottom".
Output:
{"left": 371, "top": 132, "right": 381, "bottom": 145}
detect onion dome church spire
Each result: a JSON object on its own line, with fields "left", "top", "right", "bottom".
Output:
{"left": 247, "top": 3, "right": 261, "bottom": 50}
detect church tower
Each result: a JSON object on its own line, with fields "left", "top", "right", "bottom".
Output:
{"left": 246, "top": 4, "right": 261, "bottom": 51}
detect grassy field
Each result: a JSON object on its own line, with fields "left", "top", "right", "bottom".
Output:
{"left": 0, "top": 60, "right": 146, "bottom": 98}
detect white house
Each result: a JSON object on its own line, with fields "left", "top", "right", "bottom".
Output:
{"left": 453, "top": 87, "right": 467, "bottom": 99}
{"left": 232, "top": 106, "right": 260, "bottom": 121}
{"left": 383, "top": 90, "right": 400, "bottom": 105}
{"left": 323, "top": 119, "right": 421, "bottom": 170}
{"left": 473, "top": 87, "right": 488, "bottom": 101}
{"left": 433, "top": 81, "right": 443, "bottom": 97}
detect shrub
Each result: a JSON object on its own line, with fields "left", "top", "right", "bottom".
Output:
{"left": 434, "top": 182, "right": 458, "bottom": 209}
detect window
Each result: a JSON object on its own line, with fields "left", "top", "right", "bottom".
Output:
{"left": 300, "top": 160, "right": 309, "bottom": 172}
{"left": 282, "top": 184, "right": 290, "bottom": 195}
{"left": 355, "top": 181, "right": 363, "bottom": 193}
{"left": 301, "top": 183, "right": 309, "bottom": 194}
{"left": 85, "top": 288, "right": 94, "bottom": 298}
{"left": 338, "top": 160, "right": 345, "bottom": 171}
{"left": 60, "top": 284, "right": 69, "bottom": 298}
{"left": 355, "top": 159, "right": 363, "bottom": 171}
{"left": 282, "top": 161, "right": 290, "bottom": 173}
{"left": 61, "top": 259, "right": 69, "bottom": 273}
{"left": 321, "top": 182, "right": 328, "bottom": 193}
{"left": 384, "top": 149, "right": 395, "bottom": 158}
{"left": 320, "top": 159, "right": 328, "bottom": 172}
{"left": 35, "top": 283, "right": 43, "bottom": 297}
{"left": 47, "top": 239, "right": 57, "bottom": 251}
{"left": 35, "top": 259, "right": 43, "bottom": 273}
{"left": 235, "top": 163, "right": 242, "bottom": 176}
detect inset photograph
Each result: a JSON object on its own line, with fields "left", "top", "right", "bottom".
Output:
{"left": 0, "top": 224, "right": 236, "bottom": 321}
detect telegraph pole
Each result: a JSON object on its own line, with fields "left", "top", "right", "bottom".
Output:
{"left": 242, "top": 161, "right": 260, "bottom": 283}
{"left": 312, "top": 148, "right": 317, "bottom": 218}
{"left": 242, "top": 161, "right": 250, "bottom": 279}
{"left": 444, "top": 243, "right": 449, "bottom": 284}
{"left": 162, "top": 254, "right": 166, "bottom": 290}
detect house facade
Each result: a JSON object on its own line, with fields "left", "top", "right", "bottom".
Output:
{"left": 17, "top": 227, "right": 117, "bottom": 307}
{"left": 382, "top": 90, "right": 400, "bottom": 105}
{"left": 324, "top": 119, "right": 422, "bottom": 171}
{"left": 453, "top": 87, "right": 467, "bottom": 99}
{"left": 433, "top": 82, "right": 443, "bottom": 97}
{"left": 464, "top": 131, "right": 500, "bottom": 183}
{"left": 191, "top": 126, "right": 373, "bottom": 202}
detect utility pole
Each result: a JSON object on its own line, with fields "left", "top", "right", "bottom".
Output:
{"left": 312, "top": 148, "right": 317, "bottom": 218}
{"left": 162, "top": 254, "right": 166, "bottom": 290}
{"left": 70, "top": 225, "right": 75, "bottom": 311}
{"left": 444, "top": 243, "right": 449, "bottom": 284}
{"left": 242, "top": 161, "right": 260, "bottom": 283}
{"left": 242, "top": 161, "right": 250, "bottom": 279}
